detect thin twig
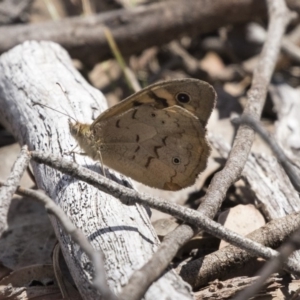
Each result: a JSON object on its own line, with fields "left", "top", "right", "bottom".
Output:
{"left": 230, "top": 114, "right": 300, "bottom": 299}
{"left": 0, "top": 0, "right": 271, "bottom": 66}
{"left": 282, "top": 36, "right": 300, "bottom": 62}
{"left": 179, "top": 212, "right": 300, "bottom": 289}
{"left": 43, "top": 0, "right": 61, "bottom": 21}
{"left": 233, "top": 222, "right": 300, "bottom": 300}
{"left": 82, "top": 0, "right": 93, "bottom": 16}
{"left": 120, "top": 0, "right": 292, "bottom": 298}
{"left": 185, "top": 130, "right": 300, "bottom": 287}
{"left": 200, "top": 0, "right": 291, "bottom": 217}
{"left": 104, "top": 27, "right": 141, "bottom": 93}
{"left": 30, "top": 151, "right": 300, "bottom": 278}
{"left": 235, "top": 114, "right": 300, "bottom": 193}
{"left": 247, "top": 20, "right": 300, "bottom": 63}
{"left": 1, "top": 180, "right": 118, "bottom": 300}
{"left": 0, "top": 145, "right": 30, "bottom": 235}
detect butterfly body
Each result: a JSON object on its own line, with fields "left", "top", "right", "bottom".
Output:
{"left": 69, "top": 79, "right": 216, "bottom": 191}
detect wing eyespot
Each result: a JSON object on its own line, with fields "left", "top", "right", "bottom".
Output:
{"left": 172, "top": 157, "right": 181, "bottom": 165}
{"left": 176, "top": 92, "right": 191, "bottom": 104}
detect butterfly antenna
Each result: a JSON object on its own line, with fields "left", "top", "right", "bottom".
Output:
{"left": 32, "top": 101, "right": 78, "bottom": 123}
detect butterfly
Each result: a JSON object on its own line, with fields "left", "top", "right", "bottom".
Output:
{"left": 69, "top": 78, "right": 216, "bottom": 191}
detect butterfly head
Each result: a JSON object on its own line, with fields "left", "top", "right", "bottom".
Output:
{"left": 69, "top": 120, "right": 99, "bottom": 160}
{"left": 69, "top": 120, "right": 90, "bottom": 137}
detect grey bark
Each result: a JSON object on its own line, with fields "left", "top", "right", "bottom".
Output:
{"left": 0, "top": 41, "right": 192, "bottom": 300}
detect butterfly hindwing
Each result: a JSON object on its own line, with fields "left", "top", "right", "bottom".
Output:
{"left": 92, "top": 105, "right": 210, "bottom": 190}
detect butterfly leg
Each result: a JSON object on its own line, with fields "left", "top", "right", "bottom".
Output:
{"left": 97, "top": 150, "right": 107, "bottom": 178}
{"left": 63, "top": 144, "right": 84, "bottom": 156}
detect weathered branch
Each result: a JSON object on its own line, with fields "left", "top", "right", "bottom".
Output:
{"left": 179, "top": 212, "right": 300, "bottom": 289}
{"left": 233, "top": 218, "right": 300, "bottom": 299}
{"left": 200, "top": 0, "right": 291, "bottom": 217}
{"left": 0, "top": 145, "right": 30, "bottom": 235}
{"left": 30, "top": 151, "right": 300, "bottom": 278}
{"left": 0, "top": 181, "right": 117, "bottom": 300}
{"left": 119, "top": 0, "right": 292, "bottom": 297}
{"left": 235, "top": 115, "right": 300, "bottom": 193}
{"left": 0, "top": 41, "right": 192, "bottom": 300}
{"left": 195, "top": 124, "right": 300, "bottom": 286}
{"left": 0, "top": 0, "right": 272, "bottom": 67}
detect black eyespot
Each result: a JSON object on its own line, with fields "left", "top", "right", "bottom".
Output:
{"left": 176, "top": 92, "right": 191, "bottom": 104}
{"left": 172, "top": 157, "right": 181, "bottom": 165}
{"left": 151, "top": 112, "right": 156, "bottom": 117}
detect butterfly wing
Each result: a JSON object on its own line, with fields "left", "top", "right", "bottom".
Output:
{"left": 92, "top": 105, "right": 210, "bottom": 190}
{"left": 93, "top": 78, "right": 216, "bottom": 127}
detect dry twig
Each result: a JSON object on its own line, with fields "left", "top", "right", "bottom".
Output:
{"left": 235, "top": 115, "right": 300, "bottom": 193}
{"left": 231, "top": 116, "right": 300, "bottom": 299}
{"left": 0, "top": 145, "right": 30, "bottom": 235}
{"left": 30, "top": 151, "right": 300, "bottom": 277}
{"left": 179, "top": 212, "right": 300, "bottom": 289}
{"left": 0, "top": 41, "right": 192, "bottom": 300}
{"left": 120, "top": 0, "right": 292, "bottom": 298}
{"left": 0, "top": 1, "right": 294, "bottom": 298}
{"left": 203, "top": 125, "right": 300, "bottom": 286}
{"left": 0, "top": 180, "right": 118, "bottom": 300}
{"left": 0, "top": 0, "right": 271, "bottom": 67}
{"left": 234, "top": 223, "right": 300, "bottom": 299}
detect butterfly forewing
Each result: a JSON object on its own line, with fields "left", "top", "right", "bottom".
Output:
{"left": 93, "top": 79, "right": 216, "bottom": 127}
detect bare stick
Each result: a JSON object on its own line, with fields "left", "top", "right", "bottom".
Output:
{"left": 0, "top": 181, "right": 118, "bottom": 300}
{"left": 120, "top": 0, "right": 292, "bottom": 298}
{"left": 181, "top": 130, "right": 300, "bottom": 287}
{"left": 233, "top": 224, "right": 300, "bottom": 300}
{"left": 0, "top": 145, "right": 30, "bottom": 235}
{"left": 103, "top": 27, "right": 141, "bottom": 93}
{"left": 200, "top": 0, "right": 291, "bottom": 216}
{"left": 0, "top": 41, "right": 191, "bottom": 300}
{"left": 229, "top": 117, "right": 300, "bottom": 299}
{"left": 235, "top": 115, "right": 300, "bottom": 192}
{"left": 30, "top": 151, "right": 300, "bottom": 278}
{"left": 0, "top": 0, "right": 271, "bottom": 67}
{"left": 209, "top": 132, "right": 300, "bottom": 221}
{"left": 179, "top": 212, "right": 300, "bottom": 289}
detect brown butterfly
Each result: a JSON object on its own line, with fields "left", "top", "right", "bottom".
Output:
{"left": 70, "top": 78, "right": 216, "bottom": 191}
